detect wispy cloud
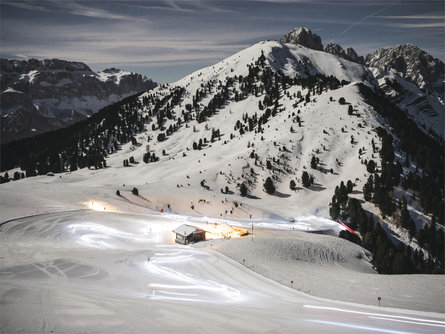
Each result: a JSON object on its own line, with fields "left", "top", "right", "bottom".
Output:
{"left": 378, "top": 15, "right": 445, "bottom": 20}
{"left": 376, "top": 13, "right": 445, "bottom": 29}
{"left": 50, "top": 0, "right": 150, "bottom": 22}
{"left": 2, "top": 1, "right": 52, "bottom": 12}
{"left": 341, "top": 1, "right": 400, "bottom": 35}
{"left": 163, "top": 0, "right": 195, "bottom": 13}
{"left": 57, "top": 2, "right": 135, "bottom": 20}
{"left": 387, "top": 22, "right": 444, "bottom": 28}
{"left": 4, "top": 0, "right": 150, "bottom": 22}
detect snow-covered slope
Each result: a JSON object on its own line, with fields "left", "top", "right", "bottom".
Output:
{"left": 371, "top": 67, "right": 444, "bottom": 139}
{"left": 198, "top": 228, "right": 444, "bottom": 312}
{"left": 94, "top": 40, "right": 379, "bottom": 218}
{"left": 0, "top": 58, "right": 157, "bottom": 142}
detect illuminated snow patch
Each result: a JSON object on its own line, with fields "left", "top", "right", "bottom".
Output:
{"left": 149, "top": 282, "right": 241, "bottom": 303}
{"left": 305, "top": 319, "right": 415, "bottom": 334}
{"left": 303, "top": 305, "right": 445, "bottom": 329}
{"left": 145, "top": 249, "right": 243, "bottom": 303}
{"left": 68, "top": 222, "right": 160, "bottom": 248}
{"left": 83, "top": 199, "right": 118, "bottom": 212}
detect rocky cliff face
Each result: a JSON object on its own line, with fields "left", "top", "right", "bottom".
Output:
{"left": 365, "top": 44, "right": 444, "bottom": 96}
{"left": 0, "top": 58, "right": 157, "bottom": 143}
{"left": 280, "top": 27, "right": 323, "bottom": 51}
{"left": 281, "top": 28, "right": 364, "bottom": 65}
{"left": 324, "top": 43, "right": 364, "bottom": 65}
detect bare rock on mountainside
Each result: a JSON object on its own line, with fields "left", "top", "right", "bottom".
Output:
{"left": 280, "top": 27, "right": 324, "bottom": 51}
{"left": 366, "top": 44, "right": 444, "bottom": 96}
{"left": 324, "top": 42, "right": 364, "bottom": 65}
{"left": 0, "top": 58, "right": 157, "bottom": 143}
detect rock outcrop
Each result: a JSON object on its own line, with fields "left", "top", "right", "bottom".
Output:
{"left": 281, "top": 27, "right": 323, "bottom": 51}
{"left": 324, "top": 43, "right": 364, "bottom": 64}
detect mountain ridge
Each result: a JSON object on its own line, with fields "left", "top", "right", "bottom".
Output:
{"left": 0, "top": 58, "right": 157, "bottom": 143}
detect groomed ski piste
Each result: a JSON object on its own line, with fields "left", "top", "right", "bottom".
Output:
{"left": 1, "top": 192, "right": 444, "bottom": 333}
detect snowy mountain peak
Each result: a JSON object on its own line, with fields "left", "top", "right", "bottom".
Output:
{"left": 365, "top": 44, "right": 444, "bottom": 95}
{"left": 174, "top": 40, "right": 373, "bottom": 94}
{"left": 280, "top": 27, "right": 324, "bottom": 51}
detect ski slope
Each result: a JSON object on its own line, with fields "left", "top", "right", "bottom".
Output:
{"left": 1, "top": 210, "right": 444, "bottom": 333}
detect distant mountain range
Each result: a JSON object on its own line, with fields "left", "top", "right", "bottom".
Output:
{"left": 0, "top": 58, "right": 157, "bottom": 143}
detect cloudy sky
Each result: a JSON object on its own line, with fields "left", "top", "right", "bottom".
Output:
{"left": 1, "top": 0, "right": 444, "bottom": 83}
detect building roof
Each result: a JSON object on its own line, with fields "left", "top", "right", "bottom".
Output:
{"left": 173, "top": 224, "right": 204, "bottom": 237}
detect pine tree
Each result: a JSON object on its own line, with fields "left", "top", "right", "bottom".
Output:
{"left": 289, "top": 180, "right": 297, "bottom": 191}
{"left": 367, "top": 160, "right": 376, "bottom": 173}
{"left": 399, "top": 196, "right": 410, "bottom": 227}
{"left": 310, "top": 155, "right": 317, "bottom": 169}
{"left": 346, "top": 180, "right": 354, "bottom": 193}
{"left": 336, "top": 181, "right": 349, "bottom": 206}
{"left": 302, "top": 171, "right": 311, "bottom": 188}
{"left": 263, "top": 177, "right": 275, "bottom": 194}
{"left": 348, "top": 105, "right": 353, "bottom": 115}
{"left": 363, "top": 180, "right": 372, "bottom": 201}
{"left": 143, "top": 153, "right": 150, "bottom": 163}
{"left": 329, "top": 195, "right": 341, "bottom": 220}
{"left": 240, "top": 183, "right": 248, "bottom": 197}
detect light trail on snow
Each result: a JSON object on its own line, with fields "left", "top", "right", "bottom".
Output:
{"left": 303, "top": 305, "right": 445, "bottom": 326}
{"left": 1, "top": 210, "right": 443, "bottom": 333}
{"left": 305, "top": 319, "right": 417, "bottom": 334}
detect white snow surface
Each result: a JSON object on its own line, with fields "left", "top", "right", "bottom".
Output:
{"left": 1, "top": 87, "right": 23, "bottom": 94}
{"left": 97, "top": 69, "right": 133, "bottom": 84}
{"left": 1, "top": 208, "right": 444, "bottom": 333}
{"left": 371, "top": 67, "right": 444, "bottom": 138}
